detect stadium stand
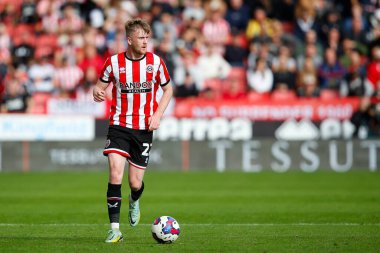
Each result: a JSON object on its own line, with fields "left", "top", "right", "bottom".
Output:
{"left": 0, "top": 0, "right": 380, "bottom": 129}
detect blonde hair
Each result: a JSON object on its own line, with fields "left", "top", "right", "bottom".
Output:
{"left": 125, "top": 18, "right": 151, "bottom": 37}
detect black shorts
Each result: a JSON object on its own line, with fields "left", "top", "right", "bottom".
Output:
{"left": 103, "top": 125, "right": 153, "bottom": 169}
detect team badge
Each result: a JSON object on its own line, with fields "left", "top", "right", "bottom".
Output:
{"left": 146, "top": 64, "right": 154, "bottom": 73}
{"left": 119, "top": 67, "right": 126, "bottom": 73}
{"left": 105, "top": 139, "right": 111, "bottom": 148}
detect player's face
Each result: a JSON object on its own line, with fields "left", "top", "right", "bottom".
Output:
{"left": 128, "top": 28, "right": 149, "bottom": 57}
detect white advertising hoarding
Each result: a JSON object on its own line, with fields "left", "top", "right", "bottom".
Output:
{"left": 0, "top": 115, "right": 95, "bottom": 141}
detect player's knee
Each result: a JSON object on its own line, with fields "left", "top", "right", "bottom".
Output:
{"left": 129, "top": 179, "right": 142, "bottom": 192}
{"left": 109, "top": 169, "right": 123, "bottom": 183}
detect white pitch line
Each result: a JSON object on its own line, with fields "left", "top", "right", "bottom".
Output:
{"left": 0, "top": 223, "right": 379, "bottom": 227}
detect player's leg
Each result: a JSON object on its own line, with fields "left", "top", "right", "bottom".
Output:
{"left": 105, "top": 153, "right": 126, "bottom": 243}
{"left": 127, "top": 164, "right": 145, "bottom": 227}
{"left": 127, "top": 129, "right": 152, "bottom": 227}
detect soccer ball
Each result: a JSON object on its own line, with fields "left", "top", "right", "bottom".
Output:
{"left": 151, "top": 216, "right": 180, "bottom": 243}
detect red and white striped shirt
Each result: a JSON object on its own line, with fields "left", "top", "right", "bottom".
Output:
{"left": 99, "top": 52, "right": 171, "bottom": 130}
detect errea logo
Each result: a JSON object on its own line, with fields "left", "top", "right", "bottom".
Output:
{"left": 119, "top": 67, "right": 126, "bottom": 73}
{"left": 146, "top": 64, "right": 153, "bottom": 73}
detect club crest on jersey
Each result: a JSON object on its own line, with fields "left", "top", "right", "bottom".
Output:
{"left": 119, "top": 67, "right": 126, "bottom": 73}
{"left": 146, "top": 64, "right": 154, "bottom": 73}
{"left": 119, "top": 81, "right": 153, "bottom": 93}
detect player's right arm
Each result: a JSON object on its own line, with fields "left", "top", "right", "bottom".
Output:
{"left": 94, "top": 57, "right": 113, "bottom": 102}
{"left": 93, "top": 80, "right": 109, "bottom": 102}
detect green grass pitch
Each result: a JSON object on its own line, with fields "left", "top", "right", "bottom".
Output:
{"left": 0, "top": 171, "right": 379, "bottom": 253}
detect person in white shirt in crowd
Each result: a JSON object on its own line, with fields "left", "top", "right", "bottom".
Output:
{"left": 28, "top": 55, "right": 56, "bottom": 93}
{"left": 197, "top": 43, "right": 231, "bottom": 82}
{"left": 247, "top": 57, "right": 273, "bottom": 93}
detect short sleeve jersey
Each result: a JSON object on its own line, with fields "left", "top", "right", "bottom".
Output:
{"left": 99, "top": 52, "right": 171, "bottom": 130}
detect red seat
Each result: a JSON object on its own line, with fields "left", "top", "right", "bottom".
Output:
{"left": 224, "top": 67, "right": 247, "bottom": 93}
{"left": 30, "top": 93, "right": 52, "bottom": 114}
{"left": 320, "top": 89, "right": 339, "bottom": 100}
{"left": 36, "top": 34, "right": 57, "bottom": 47}
{"left": 248, "top": 91, "right": 270, "bottom": 101}
{"left": 271, "top": 90, "right": 297, "bottom": 100}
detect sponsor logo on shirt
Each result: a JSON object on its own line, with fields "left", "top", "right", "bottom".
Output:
{"left": 119, "top": 81, "right": 153, "bottom": 93}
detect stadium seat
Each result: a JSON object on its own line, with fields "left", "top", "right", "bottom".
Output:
{"left": 271, "top": 90, "right": 297, "bottom": 100}
{"left": 203, "top": 78, "right": 223, "bottom": 90}
{"left": 247, "top": 91, "right": 271, "bottom": 101}
{"left": 29, "top": 93, "right": 52, "bottom": 114}
{"left": 225, "top": 67, "right": 247, "bottom": 92}
{"left": 36, "top": 34, "right": 57, "bottom": 48}
{"left": 11, "top": 25, "right": 36, "bottom": 46}
{"left": 320, "top": 89, "right": 339, "bottom": 100}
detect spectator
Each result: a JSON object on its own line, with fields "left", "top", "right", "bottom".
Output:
{"left": 58, "top": 3, "right": 84, "bottom": 33}
{"left": 294, "top": 0, "right": 318, "bottom": 41}
{"left": 319, "top": 9, "right": 342, "bottom": 43}
{"left": 297, "top": 57, "right": 320, "bottom": 97}
{"left": 247, "top": 57, "right": 273, "bottom": 93}
{"left": 341, "top": 48, "right": 373, "bottom": 97}
{"left": 177, "top": 27, "right": 203, "bottom": 56}
{"left": 174, "top": 51, "right": 203, "bottom": 91}
{"left": 323, "top": 27, "right": 343, "bottom": 56}
{"left": 318, "top": 47, "right": 346, "bottom": 91}
{"left": 0, "top": 24, "right": 11, "bottom": 54}
{"left": 0, "top": 50, "right": 9, "bottom": 96}
{"left": 367, "top": 9, "right": 380, "bottom": 44}
{"left": 270, "top": 20, "right": 297, "bottom": 57}
{"left": 202, "top": 0, "right": 230, "bottom": 54}
{"left": 367, "top": 46, "right": 380, "bottom": 90}
{"left": 75, "top": 66, "right": 97, "bottom": 101}
{"left": 225, "top": 0, "right": 250, "bottom": 33}
{"left": 1, "top": 78, "right": 31, "bottom": 113}
{"left": 197, "top": 43, "right": 231, "bottom": 81}
{"left": 247, "top": 42, "right": 273, "bottom": 70}
{"left": 272, "top": 46, "right": 297, "bottom": 91}
{"left": 11, "top": 32, "right": 35, "bottom": 68}
{"left": 155, "top": 36, "right": 178, "bottom": 78}
{"left": 295, "top": 29, "right": 323, "bottom": 59}
{"left": 78, "top": 45, "right": 104, "bottom": 76}
{"left": 19, "top": 0, "right": 38, "bottom": 24}
{"left": 246, "top": 6, "right": 274, "bottom": 41}
{"left": 183, "top": 0, "right": 205, "bottom": 23}
{"left": 82, "top": 26, "right": 107, "bottom": 54}
{"left": 152, "top": 10, "right": 178, "bottom": 49}
{"left": 174, "top": 72, "right": 199, "bottom": 98}
{"left": 56, "top": 32, "right": 84, "bottom": 66}
{"left": 54, "top": 56, "right": 83, "bottom": 98}
{"left": 271, "top": 0, "right": 295, "bottom": 22}
{"left": 297, "top": 43, "right": 323, "bottom": 70}
{"left": 221, "top": 76, "right": 246, "bottom": 100}
{"left": 37, "top": 0, "right": 60, "bottom": 33}
{"left": 339, "top": 38, "right": 356, "bottom": 69}
{"left": 351, "top": 96, "right": 380, "bottom": 138}
{"left": 343, "top": 15, "right": 369, "bottom": 55}
{"left": 28, "top": 55, "right": 56, "bottom": 93}
{"left": 224, "top": 34, "right": 247, "bottom": 67}
{"left": 0, "top": 2, "right": 19, "bottom": 26}
{"left": 80, "top": 0, "right": 105, "bottom": 29}
{"left": 343, "top": 4, "right": 369, "bottom": 36}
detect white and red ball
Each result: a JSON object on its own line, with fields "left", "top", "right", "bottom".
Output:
{"left": 151, "top": 216, "right": 180, "bottom": 243}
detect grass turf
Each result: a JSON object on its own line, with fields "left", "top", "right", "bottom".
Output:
{"left": 0, "top": 171, "right": 379, "bottom": 253}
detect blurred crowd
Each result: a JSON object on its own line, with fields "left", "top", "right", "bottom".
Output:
{"left": 1, "top": 0, "right": 380, "bottom": 135}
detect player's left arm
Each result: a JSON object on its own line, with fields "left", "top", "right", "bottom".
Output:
{"left": 148, "top": 82, "right": 173, "bottom": 131}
